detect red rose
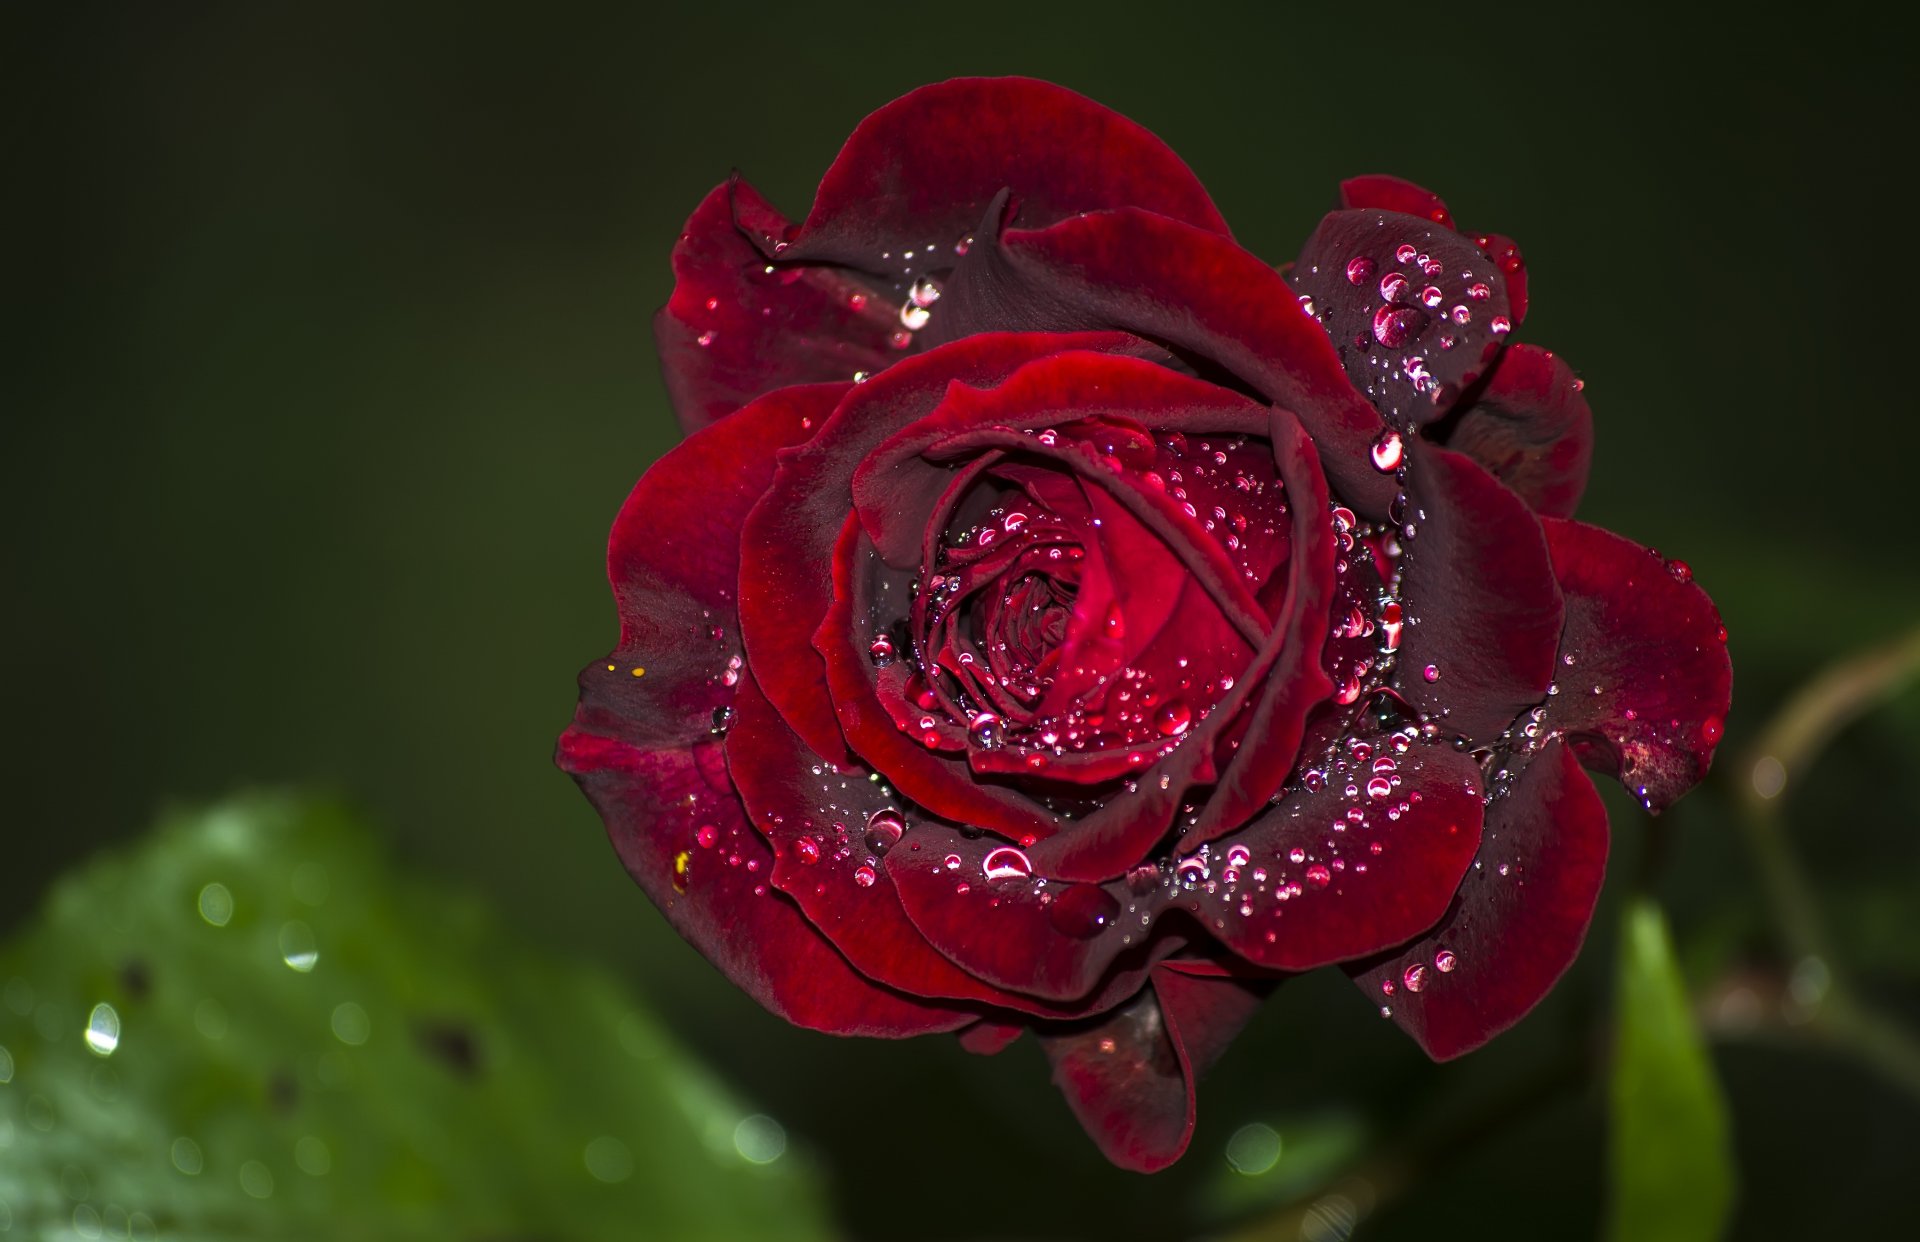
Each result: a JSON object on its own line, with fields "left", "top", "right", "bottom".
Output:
{"left": 557, "top": 78, "right": 1732, "bottom": 1171}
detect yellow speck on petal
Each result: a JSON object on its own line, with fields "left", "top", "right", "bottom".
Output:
{"left": 672, "top": 849, "right": 692, "bottom": 893}
{"left": 606, "top": 663, "right": 616, "bottom": 672}
{"left": 631, "top": 666, "right": 646, "bottom": 677}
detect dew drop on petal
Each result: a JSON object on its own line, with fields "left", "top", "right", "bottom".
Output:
{"left": 863, "top": 809, "right": 905, "bottom": 855}
{"left": 1434, "top": 948, "right": 1458, "bottom": 973}
{"left": 1345, "top": 256, "right": 1377, "bottom": 286}
{"left": 1402, "top": 963, "right": 1428, "bottom": 993}
{"left": 1304, "top": 864, "right": 1332, "bottom": 889}
{"left": 982, "top": 847, "right": 1032, "bottom": 882}
{"left": 1370, "top": 430, "right": 1404, "bottom": 472}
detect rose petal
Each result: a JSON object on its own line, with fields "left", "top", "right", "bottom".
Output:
{"left": 656, "top": 178, "right": 898, "bottom": 433}
{"left": 1443, "top": 344, "right": 1593, "bottom": 518}
{"left": 1540, "top": 519, "right": 1732, "bottom": 810}
{"left": 1392, "top": 444, "right": 1564, "bottom": 745}
{"left": 1288, "top": 207, "right": 1513, "bottom": 427}
{"left": 1035, "top": 966, "right": 1268, "bottom": 1173}
{"left": 1338, "top": 176, "right": 1529, "bottom": 323}
{"left": 782, "top": 76, "right": 1230, "bottom": 277}
{"left": 559, "top": 388, "right": 964, "bottom": 1036}
{"left": 1346, "top": 738, "right": 1608, "bottom": 1058}
{"left": 726, "top": 667, "right": 1158, "bottom": 1020}
{"left": 937, "top": 208, "right": 1399, "bottom": 517}
{"left": 1185, "top": 734, "right": 1485, "bottom": 971}
{"left": 958, "top": 1020, "right": 1025, "bottom": 1056}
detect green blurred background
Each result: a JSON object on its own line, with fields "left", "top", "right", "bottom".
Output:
{"left": 7, "top": 4, "right": 1916, "bottom": 1239}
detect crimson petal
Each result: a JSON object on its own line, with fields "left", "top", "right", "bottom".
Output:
{"left": 1347, "top": 738, "right": 1608, "bottom": 1058}
{"left": 1540, "top": 519, "right": 1732, "bottom": 810}
{"left": 1289, "top": 207, "right": 1513, "bottom": 427}
{"left": 1392, "top": 444, "right": 1564, "bottom": 746}
{"left": 558, "top": 388, "right": 964, "bottom": 1036}
{"left": 783, "top": 76, "right": 1230, "bottom": 276}
{"left": 656, "top": 179, "right": 897, "bottom": 434}
{"left": 1444, "top": 344, "right": 1593, "bottom": 518}
{"left": 1036, "top": 966, "right": 1269, "bottom": 1173}
{"left": 940, "top": 208, "right": 1398, "bottom": 516}
{"left": 726, "top": 667, "right": 1157, "bottom": 1020}
{"left": 1338, "top": 176, "right": 1530, "bottom": 324}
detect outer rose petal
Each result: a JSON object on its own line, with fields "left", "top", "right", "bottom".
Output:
{"left": 783, "top": 76, "right": 1231, "bottom": 275}
{"left": 656, "top": 179, "right": 898, "bottom": 433}
{"left": 1444, "top": 343, "right": 1593, "bottom": 518}
{"left": 725, "top": 667, "right": 1164, "bottom": 1021}
{"left": 1037, "top": 966, "right": 1270, "bottom": 1173}
{"left": 939, "top": 208, "right": 1399, "bottom": 516}
{"left": 1540, "top": 519, "right": 1732, "bottom": 810}
{"left": 1392, "top": 443, "right": 1564, "bottom": 746}
{"left": 1338, "top": 176, "right": 1530, "bottom": 323}
{"left": 559, "top": 386, "right": 967, "bottom": 1036}
{"left": 1288, "top": 207, "right": 1514, "bottom": 427}
{"left": 1347, "top": 739, "right": 1608, "bottom": 1059}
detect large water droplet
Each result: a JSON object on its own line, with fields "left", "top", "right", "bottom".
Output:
{"left": 1154, "top": 699, "right": 1191, "bottom": 736}
{"left": 868, "top": 635, "right": 895, "bottom": 667}
{"left": 1047, "top": 884, "right": 1120, "bottom": 937}
{"left": 1402, "top": 963, "right": 1428, "bottom": 992}
{"left": 1434, "top": 948, "right": 1458, "bottom": 972}
{"left": 1378, "top": 272, "right": 1411, "bottom": 303}
{"left": 1345, "top": 256, "right": 1377, "bottom": 286}
{"left": 1304, "top": 864, "right": 1332, "bottom": 888}
{"left": 982, "top": 847, "right": 1033, "bottom": 882}
{"left": 1370, "top": 430, "right": 1405, "bottom": 472}
{"left": 84, "top": 1003, "right": 120, "bottom": 1057}
{"left": 1372, "top": 305, "right": 1427, "bottom": 348}
{"left": 969, "top": 712, "right": 1004, "bottom": 750}
{"left": 852, "top": 865, "right": 877, "bottom": 888}
{"left": 863, "top": 809, "right": 905, "bottom": 855}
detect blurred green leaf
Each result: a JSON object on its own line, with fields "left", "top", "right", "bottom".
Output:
{"left": 1606, "top": 900, "right": 1735, "bottom": 1242}
{"left": 0, "top": 796, "right": 834, "bottom": 1241}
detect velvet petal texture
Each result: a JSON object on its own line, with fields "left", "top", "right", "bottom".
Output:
{"left": 1038, "top": 965, "right": 1270, "bottom": 1172}
{"left": 656, "top": 179, "right": 900, "bottom": 434}
{"left": 1288, "top": 206, "right": 1514, "bottom": 427}
{"left": 559, "top": 384, "right": 968, "bottom": 1036}
{"left": 1540, "top": 519, "right": 1732, "bottom": 810}
{"left": 782, "top": 76, "right": 1231, "bottom": 275}
{"left": 1444, "top": 344, "right": 1593, "bottom": 518}
{"left": 1348, "top": 738, "right": 1608, "bottom": 1059}
{"left": 1392, "top": 443, "right": 1564, "bottom": 746}
{"left": 1337, "top": 175, "right": 1531, "bottom": 324}
{"left": 936, "top": 207, "right": 1400, "bottom": 516}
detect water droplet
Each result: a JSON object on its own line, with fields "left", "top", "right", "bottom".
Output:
{"left": 1668, "top": 559, "right": 1692, "bottom": 583}
{"left": 1402, "top": 963, "right": 1428, "bottom": 993}
{"left": 863, "top": 809, "right": 905, "bottom": 855}
{"left": 1467, "top": 282, "right": 1491, "bottom": 301}
{"left": 1047, "top": 884, "right": 1120, "bottom": 937}
{"left": 1701, "top": 716, "right": 1725, "bottom": 746}
{"left": 852, "top": 864, "right": 876, "bottom": 888}
{"left": 1394, "top": 243, "right": 1418, "bottom": 264}
{"left": 1345, "top": 256, "right": 1377, "bottom": 286}
{"left": 1372, "top": 305, "right": 1427, "bottom": 348}
{"left": 908, "top": 276, "right": 941, "bottom": 308}
{"left": 1434, "top": 948, "right": 1458, "bottom": 972}
{"left": 1288, "top": 847, "right": 1306, "bottom": 864}
{"left": 1367, "top": 776, "right": 1393, "bottom": 799}
{"left": 1370, "top": 430, "right": 1405, "bottom": 472}
{"left": 868, "top": 635, "right": 895, "bottom": 666}
{"left": 899, "top": 303, "right": 931, "bottom": 330}
{"left": 1489, "top": 314, "right": 1512, "bottom": 336}
{"left": 1422, "top": 664, "right": 1440, "bottom": 683}
{"left": 695, "top": 824, "right": 718, "bottom": 849}
{"left": 1378, "top": 272, "right": 1411, "bottom": 303}
{"left": 198, "top": 883, "right": 234, "bottom": 927}
{"left": 969, "top": 712, "right": 1004, "bottom": 750}
{"left": 1420, "top": 285, "right": 1444, "bottom": 308}
{"left": 279, "top": 922, "right": 318, "bottom": 972}
{"left": 1304, "top": 864, "right": 1331, "bottom": 888}
{"left": 696, "top": 330, "right": 716, "bottom": 347}
{"left": 982, "top": 847, "right": 1032, "bottom": 882}
{"left": 84, "top": 1003, "right": 119, "bottom": 1057}
{"left": 793, "top": 838, "right": 820, "bottom": 865}
{"left": 1154, "top": 700, "right": 1192, "bottom": 736}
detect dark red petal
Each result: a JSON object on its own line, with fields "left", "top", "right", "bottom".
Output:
{"left": 1444, "top": 344, "right": 1593, "bottom": 518}
{"left": 1289, "top": 207, "right": 1514, "bottom": 427}
{"left": 1340, "top": 175, "right": 1454, "bottom": 227}
{"left": 959, "top": 1020, "right": 1025, "bottom": 1056}
{"left": 1540, "top": 519, "right": 1732, "bottom": 810}
{"left": 726, "top": 667, "right": 1144, "bottom": 1020}
{"left": 1036, "top": 967, "right": 1268, "bottom": 1173}
{"left": 656, "top": 178, "right": 897, "bottom": 434}
{"left": 1187, "top": 736, "right": 1485, "bottom": 971}
{"left": 1347, "top": 738, "right": 1608, "bottom": 1059}
{"left": 559, "top": 731, "right": 967, "bottom": 1037}
{"left": 559, "top": 390, "right": 964, "bottom": 1036}
{"left": 783, "top": 76, "right": 1230, "bottom": 276}
{"left": 1393, "top": 444, "right": 1564, "bottom": 745}
{"left": 947, "top": 209, "right": 1397, "bottom": 516}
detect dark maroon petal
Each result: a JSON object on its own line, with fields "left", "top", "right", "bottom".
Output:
{"left": 1443, "top": 344, "right": 1592, "bottom": 518}
{"left": 1185, "top": 735, "right": 1485, "bottom": 971}
{"left": 1289, "top": 207, "right": 1514, "bottom": 427}
{"left": 1540, "top": 519, "right": 1732, "bottom": 810}
{"left": 1340, "top": 174, "right": 1454, "bottom": 226}
{"left": 944, "top": 208, "right": 1398, "bottom": 516}
{"left": 783, "top": 77, "right": 1230, "bottom": 276}
{"left": 1036, "top": 966, "right": 1268, "bottom": 1173}
{"left": 726, "top": 666, "right": 1150, "bottom": 1020}
{"left": 1392, "top": 444, "right": 1564, "bottom": 746}
{"left": 656, "top": 178, "right": 897, "bottom": 434}
{"left": 559, "top": 389, "right": 965, "bottom": 1036}
{"left": 958, "top": 1019, "right": 1025, "bottom": 1056}
{"left": 1347, "top": 738, "right": 1608, "bottom": 1059}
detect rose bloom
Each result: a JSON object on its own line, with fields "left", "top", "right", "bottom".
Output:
{"left": 557, "top": 78, "right": 1731, "bottom": 1170}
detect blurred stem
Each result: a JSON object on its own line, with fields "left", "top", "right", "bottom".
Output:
{"left": 1730, "top": 623, "right": 1920, "bottom": 1100}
